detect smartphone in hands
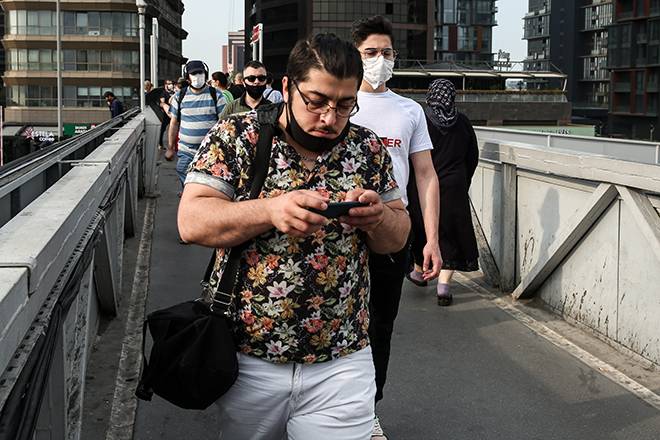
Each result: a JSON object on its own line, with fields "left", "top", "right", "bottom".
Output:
{"left": 309, "top": 201, "right": 369, "bottom": 218}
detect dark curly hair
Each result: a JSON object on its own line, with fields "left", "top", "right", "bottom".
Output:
{"left": 286, "top": 33, "right": 363, "bottom": 92}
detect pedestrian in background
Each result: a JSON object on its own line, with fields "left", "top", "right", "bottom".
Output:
{"left": 165, "top": 60, "right": 225, "bottom": 185}
{"left": 263, "top": 72, "right": 284, "bottom": 103}
{"left": 211, "top": 71, "right": 235, "bottom": 104}
{"left": 103, "top": 91, "right": 123, "bottom": 118}
{"left": 174, "top": 77, "right": 188, "bottom": 95}
{"left": 407, "top": 79, "right": 480, "bottom": 306}
{"left": 228, "top": 72, "right": 245, "bottom": 99}
{"left": 219, "top": 61, "right": 272, "bottom": 118}
{"left": 350, "top": 15, "right": 441, "bottom": 439}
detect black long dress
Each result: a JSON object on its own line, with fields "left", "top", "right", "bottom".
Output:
{"left": 407, "top": 112, "right": 480, "bottom": 272}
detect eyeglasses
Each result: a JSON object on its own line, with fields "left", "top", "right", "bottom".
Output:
{"left": 292, "top": 80, "right": 359, "bottom": 118}
{"left": 360, "top": 48, "right": 398, "bottom": 60}
{"left": 244, "top": 75, "right": 268, "bottom": 83}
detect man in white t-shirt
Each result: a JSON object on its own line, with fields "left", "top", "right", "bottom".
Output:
{"left": 350, "top": 15, "right": 442, "bottom": 439}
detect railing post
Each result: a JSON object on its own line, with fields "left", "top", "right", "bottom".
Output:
{"left": 142, "top": 109, "right": 160, "bottom": 196}
{"left": 501, "top": 162, "right": 518, "bottom": 292}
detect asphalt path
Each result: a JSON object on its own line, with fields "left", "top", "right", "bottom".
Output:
{"left": 126, "top": 162, "right": 660, "bottom": 440}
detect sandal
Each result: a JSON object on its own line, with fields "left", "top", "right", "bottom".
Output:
{"left": 405, "top": 270, "right": 428, "bottom": 287}
{"left": 437, "top": 283, "right": 452, "bottom": 306}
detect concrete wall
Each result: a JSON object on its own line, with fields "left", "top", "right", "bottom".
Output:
{"left": 0, "top": 115, "right": 149, "bottom": 439}
{"left": 459, "top": 101, "right": 572, "bottom": 125}
{"left": 470, "top": 139, "right": 660, "bottom": 365}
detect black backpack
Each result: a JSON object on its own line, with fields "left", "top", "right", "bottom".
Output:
{"left": 176, "top": 86, "right": 219, "bottom": 124}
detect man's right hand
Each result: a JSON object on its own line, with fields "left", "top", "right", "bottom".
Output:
{"left": 164, "top": 147, "right": 175, "bottom": 161}
{"left": 267, "top": 190, "right": 329, "bottom": 238}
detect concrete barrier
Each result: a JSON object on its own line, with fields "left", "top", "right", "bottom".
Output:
{"left": 0, "top": 112, "right": 154, "bottom": 439}
{"left": 471, "top": 134, "right": 660, "bottom": 365}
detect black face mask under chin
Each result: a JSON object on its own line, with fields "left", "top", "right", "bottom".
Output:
{"left": 285, "top": 102, "right": 350, "bottom": 153}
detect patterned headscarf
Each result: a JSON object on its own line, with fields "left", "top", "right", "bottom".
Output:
{"left": 424, "top": 79, "right": 458, "bottom": 132}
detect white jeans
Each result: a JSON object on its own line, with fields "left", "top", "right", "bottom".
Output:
{"left": 215, "top": 346, "right": 376, "bottom": 440}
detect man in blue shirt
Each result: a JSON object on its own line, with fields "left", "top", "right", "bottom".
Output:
{"left": 166, "top": 60, "right": 226, "bottom": 186}
{"left": 104, "top": 91, "right": 124, "bottom": 118}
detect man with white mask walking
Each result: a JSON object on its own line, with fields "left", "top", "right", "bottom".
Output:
{"left": 166, "top": 60, "right": 226, "bottom": 186}
{"left": 350, "top": 15, "right": 442, "bottom": 440}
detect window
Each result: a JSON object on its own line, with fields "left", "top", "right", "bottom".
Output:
{"left": 63, "top": 12, "right": 76, "bottom": 34}
{"left": 10, "top": 49, "right": 138, "bottom": 72}
{"left": 7, "top": 10, "right": 56, "bottom": 35}
{"left": 76, "top": 13, "right": 88, "bottom": 34}
{"left": 9, "top": 10, "right": 137, "bottom": 36}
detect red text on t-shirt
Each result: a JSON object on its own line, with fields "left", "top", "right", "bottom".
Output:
{"left": 381, "top": 137, "right": 402, "bottom": 148}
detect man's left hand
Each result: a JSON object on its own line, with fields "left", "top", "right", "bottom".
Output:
{"left": 339, "top": 189, "right": 384, "bottom": 232}
{"left": 422, "top": 241, "right": 442, "bottom": 280}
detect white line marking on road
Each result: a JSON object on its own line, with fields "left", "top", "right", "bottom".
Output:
{"left": 455, "top": 273, "right": 660, "bottom": 412}
{"left": 106, "top": 198, "right": 156, "bottom": 440}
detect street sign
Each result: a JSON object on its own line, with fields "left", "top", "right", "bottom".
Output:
{"left": 63, "top": 123, "right": 96, "bottom": 137}
{"left": 251, "top": 24, "right": 262, "bottom": 44}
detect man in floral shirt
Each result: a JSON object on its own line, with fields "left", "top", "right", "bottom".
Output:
{"left": 178, "top": 33, "right": 410, "bottom": 439}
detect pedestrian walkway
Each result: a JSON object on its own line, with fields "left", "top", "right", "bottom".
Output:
{"left": 130, "top": 162, "right": 660, "bottom": 439}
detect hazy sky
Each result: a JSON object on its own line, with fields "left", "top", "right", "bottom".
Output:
{"left": 182, "top": 0, "right": 244, "bottom": 71}
{"left": 182, "top": 1, "right": 528, "bottom": 71}
{"left": 492, "top": 1, "right": 527, "bottom": 63}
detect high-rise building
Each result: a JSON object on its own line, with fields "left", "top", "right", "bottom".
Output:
{"left": 222, "top": 30, "right": 245, "bottom": 74}
{"left": 576, "top": 0, "right": 613, "bottom": 120}
{"left": 435, "top": 0, "right": 498, "bottom": 63}
{"left": 523, "top": 0, "right": 552, "bottom": 72}
{"left": 524, "top": 1, "right": 613, "bottom": 127}
{"left": 245, "top": 0, "right": 436, "bottom": 76}
{"left": 1, "top": 0, "right": 187, "bottom": 127}
{"left": 608, "top": 0, "right": 660, "bottom": 139}
{"left": 0, "top": 11, "right": 4, "bottom": 107}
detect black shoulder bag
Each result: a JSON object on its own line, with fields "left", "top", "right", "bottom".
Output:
{"left": 136, "top": 104, "right": 281, "bottom": 410}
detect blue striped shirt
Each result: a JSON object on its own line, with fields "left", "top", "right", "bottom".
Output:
{"left": 169, "top": 86, "right": 226, "bottom": 155}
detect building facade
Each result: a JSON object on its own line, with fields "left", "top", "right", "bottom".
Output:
{"left": 608, "top": 0, "right": 660, "bottom": 139}
{"left": 524, "top": 0, "right": 552, "bottom": 71}
{"left": 435, "top": 0, "right": 498, "bottom": 63}
{"left": 222, "top": 30, "right": 245, "bottom": 74}
{"left": 1, "top": 0, "right": 187, "bottom": 127}
{"left": 577, "top": 0, "right": 613, "bottom": 117}
{"left": 245, "top": 0, "right": 436, "bottom": 77}
{"left": 524, "top": 0, "right": 613, "bottom": 127}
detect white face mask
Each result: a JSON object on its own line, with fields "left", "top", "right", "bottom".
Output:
{"left": 362, "top": 56, "right": 395, "bottom": 90}
{"left": 190, "top": 73, "right": 206, "bottom": 89}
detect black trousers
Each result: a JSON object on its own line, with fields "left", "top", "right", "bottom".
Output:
{"left": 368, "top": 245, "right": 409, "bottom": 403}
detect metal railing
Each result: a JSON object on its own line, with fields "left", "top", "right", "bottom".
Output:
{"left": 0, "top": 108, "right": 140, "bottom": 228}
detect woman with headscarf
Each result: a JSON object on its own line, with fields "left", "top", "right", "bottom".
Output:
{"left": 406, "top": 79, "right": 480, "bottom": 306}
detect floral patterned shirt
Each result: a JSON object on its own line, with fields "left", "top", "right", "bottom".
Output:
{"left": 185, "top": 109, "right": 400, "bottom": 364}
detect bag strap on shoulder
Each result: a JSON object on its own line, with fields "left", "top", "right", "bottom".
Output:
{"left": 209, "top": 87, "right": 219, "bottom": 118}
{"left": 203, "top": 103, "right": 282, "bottom": 312}
{"left": 176, "top": 86, "right": 188, "bottom": 124}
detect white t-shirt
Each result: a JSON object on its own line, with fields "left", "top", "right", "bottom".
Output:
{"left": 351, "top": 89, "right": 432, "bottom": 207}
